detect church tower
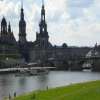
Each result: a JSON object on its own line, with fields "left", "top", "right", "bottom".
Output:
{"left": 36, "top": 0, "right": 52, "bottom": 48}
{"left": 18, "top": 1, "right": 29, "bottom": 62}
{"left": 39, "top": 0, "right": 48, "bottom": 36}
{"left": 8, "top": 22, "right": 16, "bottom": 44}
{"left": 19, "top": 2, "right": 27, "bottom": 44}
{"left": 1, "top": 17, "right": 7, "bottom": 35}
{"left": 8, "top": 22, "right": 11, "bottom": 33}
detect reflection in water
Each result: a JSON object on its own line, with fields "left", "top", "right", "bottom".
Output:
{"left": 19, "top": 78, "right": 26, "bottom": 86}
{"left": 17, "top": 77, "right": 27, "bottom": 94}
{"left": 37, "top": 75, "right": 48, "bottom": 90}
{"left": 0, "top": 74, "right": 16, "bottom": 99}
{"left": 0, "top": 71, "right": 100, "bottom": 100}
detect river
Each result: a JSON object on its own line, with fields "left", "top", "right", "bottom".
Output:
{"left": 0, "top": 71, "right": 100, "bottom": 100}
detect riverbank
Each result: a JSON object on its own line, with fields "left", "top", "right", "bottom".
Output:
{"left": 12, "top": 80, "right": 100, "bottom": 100}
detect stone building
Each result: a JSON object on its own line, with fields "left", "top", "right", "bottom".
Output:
{"left": 18, "top": 4, "right": 29, "bottom": 62}
{"left": 1, "top": 1, "right": 100, "bottom": 70}
{"left": 0, "top": 17, "right": 22, "bottom": 68}
{"left": 29, "top": 1, "right": 91, "bottom": 70}
{"left": 33, "top": 3, "right": 52, "bottom": 49}
{"left": 0, "top": 17, "right": 16, "bottom": 45}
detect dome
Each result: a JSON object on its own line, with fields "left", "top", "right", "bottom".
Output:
{"left": 1, "top": 17, "right": 7, "bottom": 26}
{"left": 62, "top": 43, "right": 68, "bottom": 48}
{"left": 86, "top": 49, "right": 99, "bottom": 58}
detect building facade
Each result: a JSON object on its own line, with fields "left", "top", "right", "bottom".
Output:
{"left": 1, "top": 1, "right": 100, "bottom": 71}
{"left": 29, "top": 2, "right": 91, "bottom": 70}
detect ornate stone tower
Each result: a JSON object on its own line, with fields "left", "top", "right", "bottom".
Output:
{"left": 0, "top": 17, "right": 17, "bottom": 44}
{"left": 36, "top": 0, "right": 52, "bottom": 48}
{"left": 19, "top": 2, "right": 27, "bottom": 44}
{"left": 18, "top": 2, "right": 29, "bottom": 62}
{"left": 1, "top": 17, "right": 7, "bottom": 36}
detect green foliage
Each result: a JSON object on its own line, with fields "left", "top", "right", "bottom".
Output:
{"left": 13, "top": 80, "right": 100, "bottom": 100}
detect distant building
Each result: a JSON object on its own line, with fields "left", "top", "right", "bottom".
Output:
{"left": 0, "top": 1, "right": 98, "bottom": 70}
{"left": 0, "top": 17, "right": 16, "bottom": 45}
{"left": 83, "top": 43, "right": 100, "bottom": 71}
{"left": 0, "top": 17, "right": 22, "bottom": 68}
{"left": 18, "top": 3, "right": 29, "bottom": 62}
{"left": 34, "top": 3, "right": 52, "bottom": 48}
{"left": 29, "top": 1, "right": 91, "bottom": 70}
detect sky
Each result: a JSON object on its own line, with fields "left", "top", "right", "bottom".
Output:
{"left": 0, "top": 0, "right": 100, "bottom": 47}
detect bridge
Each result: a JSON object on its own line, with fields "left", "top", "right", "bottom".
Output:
{"left": 0, "top": 66, "right": 56, "bottom": 73}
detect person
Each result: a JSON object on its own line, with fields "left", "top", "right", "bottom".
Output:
{"left": 14, "top": 92, "right": 16, "bottom": 97}
{"left": 9, "top": 93, "right": 11, "bottom": 100}
{"left": 46, "top": 86, "right": 48, "bottom": 90}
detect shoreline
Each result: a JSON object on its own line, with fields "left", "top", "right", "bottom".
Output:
{"left": 11, "top": 80, "right": 100, "bottom": 100}
{"left": 0, "top": 70, "right": 100, "bottom": 75}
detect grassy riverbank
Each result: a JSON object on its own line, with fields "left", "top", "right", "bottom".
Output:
{"left": 13, "top": 80, "right": 100, "bottom": 100}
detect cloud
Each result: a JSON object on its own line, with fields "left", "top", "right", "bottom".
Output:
{"left": 67, "top": 0, "right": 94, "bottom": 19}
{"left": 68, "top": 0, "right": 93, "bottom": 8}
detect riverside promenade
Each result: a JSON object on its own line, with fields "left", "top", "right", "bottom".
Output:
{"left": 0, "top": 67, "right": 56, "bottom": 74}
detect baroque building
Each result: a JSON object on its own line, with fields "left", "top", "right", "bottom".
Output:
{"left": 0, "top": 17, "right": 16, "bottom": 45}
{"left": 29, "top": 1, "right": 91, "bottom": 70}
{"left": 30, "top": 1, "right": 53, "bottom": 62}
{"left": 1, "top": 1, "right": 100, "bottom": 71}
{"left": 18, "top": 3, "right": 29, "bottom": 62}
{"left": 19, "top": 3, "right": 27, "bottom": 44}
{"left": 33, "top": 2, "right": 52, "bottom": 48}
{"left": 0, "top": 17, "right": 22, "bottom": 68}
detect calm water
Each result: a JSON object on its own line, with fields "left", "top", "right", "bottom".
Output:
{"left": 0, "top": 71, "right": 100, "bottom": 100}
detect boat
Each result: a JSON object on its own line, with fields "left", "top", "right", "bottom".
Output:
{"left": 15, "top": 69, "right": 33, "bottom": 77}
{"left": 15, "top": 68, "right": 49, "bottom": 77}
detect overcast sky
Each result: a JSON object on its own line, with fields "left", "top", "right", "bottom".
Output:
{"left": 0, "top": 0, "right": 100, "bottom": 46}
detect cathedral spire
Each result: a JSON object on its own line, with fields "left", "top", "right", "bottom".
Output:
{"left": 19, "top": 1, "right": 27, "bottom": 44}
{"left": 39, "top": 0, "right": 47, "bottom": 34}
{"left": 20, "top": 0, "right": 24, "bottom": 20}
{"left": 1, "top": 17, "right": 7, "bottom": 34}
{"left": 41, "top": 0, "right": 45, "bottom": 21}
{"left": 8, "top": 22, "right": 11, "bottom": 33}
{"left": 35, "top": 0, "right": 52, "bottom": 48}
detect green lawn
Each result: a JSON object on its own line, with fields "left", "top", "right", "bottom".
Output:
{"left": 13, "top": 80, "right": 100, "bottom": 100}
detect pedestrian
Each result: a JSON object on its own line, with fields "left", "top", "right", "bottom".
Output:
{"left": 9, "top": 93, "right": 11, "bottom": 100}
{"left": 14, "top": 92, "right": 16, "bottom": 97}
{"left": 46, "top": 86, "right": 48, "bottom": 90}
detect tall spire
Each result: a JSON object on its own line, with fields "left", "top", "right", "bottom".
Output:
{"left": 41, "top": 0, "right": 45, "bottom": 21}
{"left": 1, "top": 17, "right": 7, "bottom": 33}
{"left": 39, "top": 0, "right": 48, "bottom": 34}
{"left": 20, "top": 0, "right": 24, "bottom": 20}
{"left": 36, "top": 0, "right": 52, "bottom": 48}
{"left": 8, "top": 22, "right": 11, "bottom": 33}
{"left": 19, "top": 0, "right": 27, "bottom": 44}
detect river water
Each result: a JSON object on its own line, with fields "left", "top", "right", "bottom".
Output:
{"left": 0, "top": 71, "right": 100, "bottom": 100}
